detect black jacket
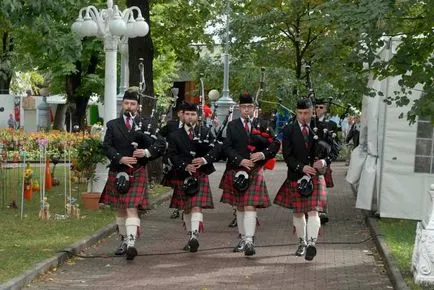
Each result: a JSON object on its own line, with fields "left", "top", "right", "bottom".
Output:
{"left": 166, "top": 125, "right": 220, "bottom": 179}
{"left": 103, "top": 116, "right": 165, "bottom": 171}
{"left": 316, "top": 117, "right": 340, "bottom": 163}
{"left": 223, "top": 117, "right": 280, "bottom": 169}
{"left": 346, "top": 123, "right": 360, "bottom": 147}
{"left": 159, "top": 119, "right": 182, "bottom": 138}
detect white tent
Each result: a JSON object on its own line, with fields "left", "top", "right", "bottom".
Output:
{"left": 347, "top": 37, "right": 434, "bottom": 220}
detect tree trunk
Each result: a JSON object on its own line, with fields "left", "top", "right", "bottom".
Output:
{"left": 0, "top": 32, "right": 13, "bottom": 94}
{"left": 126, "top": 0, "right": 162, "bottom": 184}
{"left": 65, "top": 53, "right": 99, "bottom": 131}
{"left": 127, "top": 0, "right": 154, "bottom": 115}
{"left": 53, "top": 103, "right": 67, "bottom": 130}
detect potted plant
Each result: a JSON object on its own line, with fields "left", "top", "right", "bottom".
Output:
{"left": 73, "top": 134, "right": 107, "bottom": 209}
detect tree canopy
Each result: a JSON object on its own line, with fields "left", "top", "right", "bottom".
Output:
{"left": 0, "top": 0, "right": 432, "bottom": 125}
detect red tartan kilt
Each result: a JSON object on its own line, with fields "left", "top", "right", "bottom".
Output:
{"left": 324, "top": 167, "right": 334, "bottom": 188}
{"left": 161, "top": 176, "right": 176, "bottom": 188}
{"left": 219, "top": 168, "right": 270, "bottom": 208}
{"left": 274, "top": 175, "right": 327, "bottom": 213}
{"left": 100, "top": 167, "right": 149, "bottom": 209}
{"left": 170, "top": 173, "right": 214, "bottom": 211}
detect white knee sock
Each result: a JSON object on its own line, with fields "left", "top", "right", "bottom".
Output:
{"left": 293, "top": 215, "right": 307, "bottom": 243}
{"left": 125, "top": 217, "right": 141, "bottom": 247}
{"left": 183, "top": 212, "right": 192, "bottom": 232}
{"left": 244, "top": 211, "right": 257, "bottom": 243}
{"left": 237, "top": 210, "right": 245, "bottom": 238}
{"left": 116, "top": 216, "right": 126, "bottom": 237}
{"left": 191, "top": 212, "right": 203, "bottom": 237}
{"left": 307, "top": 211, "right": 321, "bottom": 243}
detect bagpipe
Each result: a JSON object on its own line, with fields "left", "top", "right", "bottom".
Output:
{"left": 128, "top": 58, "right": 166, "bottom": 161}
{"left": 188, "top": 73, "right": 217, "bottom": 157}
{"left": 232, "top": 115, "right": 281, "bottom": 193}
{"left": 250, "top": 68, "right": 281, "bottom": 168}
{"left": 232, "top": 70, "right": 281, "bottom": 193}
{"left": 296, "top": 62, "right": 340, "bottom": 194}
{"left": 304, "top": 61, "right": 341, "bottom": 163}
{"left": 182, "top": 74, "right": 220, "bottom": 195}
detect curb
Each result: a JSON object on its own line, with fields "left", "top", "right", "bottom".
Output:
{"left": 365, "top": 214, "right": 410, "bottom": 290}
{"left": 348, "top": 180, "right": 409, "bottom": 290}
{"left": 0, "top": 190, "right": 172, "bottom": 290}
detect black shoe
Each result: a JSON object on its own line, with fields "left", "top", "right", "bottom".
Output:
{"left": 305, "top": 244, "right": 317, "bottom": 261}
{"left": 244, "top": 241, "right": 256, "bottom": 256}
{"left": 114, "top": 236, "right": 127, "bottom": 256}
{"left": 295, "top": 244, "right": 306, "bottom": 256}
{"left": 228, "top": 216, "right": 237, "bottom": 228}
{"left": 233, "top": 239, "right": 246, "bottom": 252}
{"left": 170, "top": 209, "right": 180, "bottom": 219}
{"left": 319, "top": 213, "right": 329, "bottom": 225}
{"left": 188, "top": 237, "right": 199, "bottom": 252}
{"left": 183, "top": 244, "right": 190, "bottom": 251}
{"left": 126, "top": 246, "right": 138, "bottom": 260}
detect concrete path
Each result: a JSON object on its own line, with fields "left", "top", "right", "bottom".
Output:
{"left": 28, "top": 162, "right": 392, "bottom": 290}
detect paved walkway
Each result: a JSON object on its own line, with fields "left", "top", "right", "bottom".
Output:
{"left": 28, "top": 162, "right": 392, "bottom": 290}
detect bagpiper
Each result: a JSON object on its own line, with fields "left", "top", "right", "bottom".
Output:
{"left": 314, "top": 98, "right": 340, "bottom": 224}
{"left": 160, "top": 102, "right": 187, "bottom": 219}
{"left": 274, "top": 98, "right": 331, "bottom": 261}
{"left": 220, "top": 93, "right": 280, "bottom": 256}
{"left": 166, "top": 102, "right": 221, "bottom": 252}
{"left": 100, "top": 88, "right": 165, "bottom": 260}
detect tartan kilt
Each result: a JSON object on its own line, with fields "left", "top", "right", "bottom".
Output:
{"left": 169, "top": 172, "right": 214, "bottom": 211}
{"left": 219, "top": 168, "right": 270, "bottom": 208}
{"left": 161, "top": 174, "right": 176, "bottom": 188}
{"left": 274, "top": 175, "right": 327, "bottom": 213}
{"left": 324, "top": 166, "right": 334, "bottom": 188}
{"left": 100, "top": 166, "right": 149, "bottom": 209}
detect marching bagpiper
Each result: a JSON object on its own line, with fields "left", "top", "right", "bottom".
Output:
{"left": 160, "top": 102, "right": 187, "bottom": 219}
{"left": 314, "top": 98, "right": 340, "bottom": 224}
{"left": 166, "top": 102, "right": 221, "bottom": 252}
{"left": 220, "top": 93, "right": 280, "bottom": 256}
{"left": 100, "top": 88, "right": 165, "bottom": 260}
{"left": 274, "top": 98, "right": 331, "bottom": 261}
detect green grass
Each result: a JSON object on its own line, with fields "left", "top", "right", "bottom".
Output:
{"left": 379, "top": 218, "right": 433, "bottom": 290}
{"left": 0, "top": 165, "right": 169, "bottom": 283}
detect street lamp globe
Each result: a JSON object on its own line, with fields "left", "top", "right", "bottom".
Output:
{"left": 208, "top": 89, "right": 220, "bottom": 102}
{"left": 134, "top": 16, "right": 149, "bottom": 37}
{"left": 71, "top": 17, "right": 83, "bottom": 35}
{"left": 81, "top": 15, "right": 98, "bottom": 37}
{"left": 109, "top": 14, "right": 127, "bottom": 36}
{"left": 71, "top": 1, "right": 150, "bottom": 124}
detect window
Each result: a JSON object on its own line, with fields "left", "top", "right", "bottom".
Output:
{"left": 414, "top": 116, "right": 434, "bottom": 173}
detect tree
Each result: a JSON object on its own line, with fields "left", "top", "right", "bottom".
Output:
{"left": 369, "top": 0, "right": 434, "bottom": 123}
{"left": 204, "top": 0, "right": 374, "bottom": 110}
{"left": 1, "top": 0, "right": 105, "bottom": 130}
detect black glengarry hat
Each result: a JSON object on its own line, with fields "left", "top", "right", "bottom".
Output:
{"left": 183, "top": 102, "right": 199, "bottom": 112}
{"left": 123, "top": 87, "right": 140, "bottom": 102}
{"left": 315, "top": 98, "right": 326, "bottom": 105}
{"left": 176, "top": 101, "right": 187, "bottom": 112}
{"left": 296, "top": 98, "right": 313, "bottom": 109}
{"left": 239, "top": 93, "right": 253, "bottom": 105}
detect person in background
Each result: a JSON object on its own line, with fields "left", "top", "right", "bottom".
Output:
{"left": 8, "top": 113, "right": 16, "bottom": 129}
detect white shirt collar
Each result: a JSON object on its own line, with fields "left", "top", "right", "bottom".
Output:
{"left": 184, "top": 124, "right": 196, "bottom": 133}
{"left": 298, "top": 121, "right": 310, "bottom": 129}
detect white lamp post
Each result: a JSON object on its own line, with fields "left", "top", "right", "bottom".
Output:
{"left": 71, "top": 0, "right": 149, "bottom": 124}
{"left": 215, "top": 0, "right": 235, "bottom": 124}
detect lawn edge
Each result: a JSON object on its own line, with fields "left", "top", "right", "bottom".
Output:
{"left": 365, "top": 214, "right": 410, "bottom": 290}
{"left": 0, "top": 189, "right": 172, "bottom": 290}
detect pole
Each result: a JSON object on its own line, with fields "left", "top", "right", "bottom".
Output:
{"left": 103, "top": 36, "right": 118, "bottom": 124}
